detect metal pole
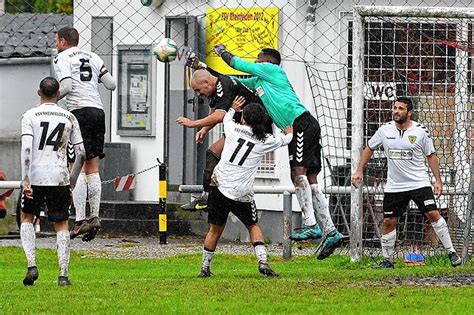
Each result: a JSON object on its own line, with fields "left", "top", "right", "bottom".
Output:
{"left": 454, "top": 19, "right": 471, "bottom": 264}
{"left": 350, "top": 8, "right": 365, "bottom": 262}
{"left": 462, "top": 163, "right": 473, "bottom": 263}
{"left": 0, "top": 181, "right": 22, "bottom": 189}
{"left": 354, "top": 5, "right": 474, "bottom": 19}
{"left": 158, "top": 162, "right": 167, "bottom": 244}
{"left": 282, "top": 191, "right": 292, "bottom": 260}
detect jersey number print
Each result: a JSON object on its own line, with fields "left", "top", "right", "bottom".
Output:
{"left": 79, "top": 58, "right": 92, "bottom": 81}
{"left": 39, "top": 122, "right": 65, "bottom": 151}
{"left": 229, "top": 138, "right": 255, "bottom": 166}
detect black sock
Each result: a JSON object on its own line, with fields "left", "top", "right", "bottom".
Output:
{"left": 203, "top": 150, "right": 220, "bottom": 192}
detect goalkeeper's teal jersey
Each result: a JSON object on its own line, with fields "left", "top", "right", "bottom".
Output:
{"left": 232, "top": 56, "right": 308, "bottom": 130}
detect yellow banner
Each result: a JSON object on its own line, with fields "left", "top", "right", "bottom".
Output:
{"left": 158, "top": 214, "right": 167, "bottom": 232}
{"left": 206, "top": 7, "right": 279, "bottom": 75}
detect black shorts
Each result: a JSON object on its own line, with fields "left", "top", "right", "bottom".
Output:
{"left": 71, "top": 107, "right": 105, "bottom": 161}
{"left": 21, "top": 186, "right": 71, "bottom": 222}
{"left": 288, "top": 112, "right": 321, "bottom": 173}
{"left": 383, "top": 187, "right": 438, "bottom": 218}
{"left": 207, "top": 186, "right": 258, "bottom": 227}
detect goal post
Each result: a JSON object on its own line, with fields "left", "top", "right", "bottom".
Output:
{"left": 351, "top": 5, "right": 474, "bottom": 263}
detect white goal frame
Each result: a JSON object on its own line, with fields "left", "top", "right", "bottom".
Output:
{"left": 351, "top": 5, "right": 474, "bottom": 262}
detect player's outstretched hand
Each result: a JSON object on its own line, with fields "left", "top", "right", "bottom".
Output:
{"left": 214, "top": 44, "right": 226, "bottom": 56}
{"left": 351, "top": 170, "right": 363, "bottom": 188}
{"left": 195, "top": 128, "right": 208, "bottom": 144}
{"left": 231, "top": 96, "right": 245, "bottom": 112}
{"left": 186, "top": 52, "right": 207, "bottom": 70}
{"left": 434, "top": 179, "right": 442, "bottom": 199}
{"left": 176, "top": 116, "right": 196, "bottom": 128}
{"left": 284, "top": 125, "right": 293, "bottom": 135}
{"left": 22, "top": 185, "right": 33, "bottom": 199}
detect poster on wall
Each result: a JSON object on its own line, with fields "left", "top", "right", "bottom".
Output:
{"left": 117, "top": 46, "right": 155, "bottom": 136}
{"left": 205, "top": 7, "right": 279, "bottom": 75}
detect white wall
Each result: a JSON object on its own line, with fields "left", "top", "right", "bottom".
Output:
{"left": 0, "top": 60, "right": 51, "bottom": 139}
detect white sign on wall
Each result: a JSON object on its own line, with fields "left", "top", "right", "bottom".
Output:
{"left": 364, "top": 82, "right": 397, "bottom": 100}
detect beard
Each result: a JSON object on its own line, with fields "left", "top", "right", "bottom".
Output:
{"left": 393, "top": 114, "right": 407, "bottom": 124}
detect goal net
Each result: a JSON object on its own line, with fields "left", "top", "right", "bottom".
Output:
{"left": 2, "top": 1, "right": 472, "bottom": 263}
{"left": 349, "top": 6, "right": 473, "bottom": 263}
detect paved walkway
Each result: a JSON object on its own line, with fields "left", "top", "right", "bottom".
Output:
{"left": 0, "top": 235, "right": 316, "bottom": 259}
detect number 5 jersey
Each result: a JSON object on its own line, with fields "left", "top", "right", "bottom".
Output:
{"left": 212, "top": 108, "right": 293, "bottom": 202}
{"left": 54, "top": 46, "right": 109, "bottom": 111}
{"left": 21, "top": 104, "right": 83, "bottom": 186}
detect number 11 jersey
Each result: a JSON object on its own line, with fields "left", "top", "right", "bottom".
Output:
{"left": 21, "top": 103, "right": 83, "bottom": 186}
{"left": 212, "top": 108, "right": 293, "bottom": 202}
{"left": 54, "top": 46, "right": 109, "bottom": 111}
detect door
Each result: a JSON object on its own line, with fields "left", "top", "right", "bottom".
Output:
{"left": 165, "top": 16, "right": 205, "bottom": 200}
{"left": 91, "top": 17, "right": 113, "bottom": 142}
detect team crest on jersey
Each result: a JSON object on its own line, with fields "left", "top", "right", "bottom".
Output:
{"left": 408, "top": 135, "right": 417, "bottom": 144}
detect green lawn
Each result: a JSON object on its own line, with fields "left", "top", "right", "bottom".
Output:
{"left": 0, "top": 247, "right": 473, "bottom": 314}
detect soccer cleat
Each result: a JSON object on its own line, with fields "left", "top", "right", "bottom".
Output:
{"left": 70, "top": 220, "right": 90, "bottom": 240}
{"left": 58, "top": 276, "right": 72, "bottom": 286}
{"left": 198, "top": 266, "right": 213, "bottom": 278}
{"left": 448, "top": 251, "right": 462, "bottom": 267}
{"left": 258, "top": 262, "right": 279, "bottom": 277}
{"left": 289, "top": 225, "right": 323, "bottom": 241}
{"left": 372, "top": 259, "right": 395, "bottom": 269}
{"left": 23, "top": 266, "right": 39, "bottom": 286}
{"left": 181, "top": 194, "right": 208, "bottom": 211}
{"left": 316, "top": 229, "right": 343, "bottom": 260}
{"left": 82, "top": 217, "right": 101, "bottom": 242}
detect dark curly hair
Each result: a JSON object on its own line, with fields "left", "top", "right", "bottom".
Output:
{"left": 242, "top": 103, "right": 269, "bottom": 141}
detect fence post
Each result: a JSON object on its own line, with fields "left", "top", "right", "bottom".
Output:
{"left": 462, "top": 162, "right": 473, "bottom": 263}
{"left": 282, "top": 191, "right": 292, "bottom": 260}
{"left": 350, "top": 7, "right": 365, "bottom": 262}
{"left": 158, "top": 161, "right": 167, "bottom": 244}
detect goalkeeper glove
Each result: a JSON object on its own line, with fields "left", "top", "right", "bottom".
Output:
{"left": 185, "top": 52, "right": 207, "bottom": 70}
{"left": 214, "top": 44, "right": 227, "bottom": 56}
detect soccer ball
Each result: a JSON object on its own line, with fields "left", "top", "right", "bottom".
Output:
{"left": 153, "top": 38, "right": 177, "bottom": 62}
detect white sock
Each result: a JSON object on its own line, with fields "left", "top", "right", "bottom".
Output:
{"left": 310, "top": 184, "right": 335, "bottom": 234}
{"left": 202, "top": 248, "right": 214, "bottom": 268}
{"left": 254, "top": 244, "right": 268, "bottom": 264}
{"left": 56, "top": 230, "right": 70, "bottom": 277}
{"left": 87, "top": 173, "right": 102, "bottom": 218}
{"left": 431, "top": 217, "right": 455, "bottom": 253}
{"left": 381, "top": 229, "right": 396, "bottom": 261}
{"left": 20, "top": 223, "right": 36, "bottom": 267}
{"left": 294, "top": 175, "right": 317, "bottom": 227}
{"left": 73, "top": 173, "right": 87, "bottom": 221}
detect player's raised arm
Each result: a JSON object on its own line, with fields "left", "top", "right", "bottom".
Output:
{"left": 20, "top": 114, "right": 34, "bottom": 198}
{"left": 98, "top": 64, "right": 116, "bottom": 91}
{"left": 214, "top": 44, "right": 275, "bottom": 81}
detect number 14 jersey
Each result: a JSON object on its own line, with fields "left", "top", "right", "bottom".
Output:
{"left": 21, "top": 103, "right": 83, "bottom": 186}
{"left": 212, "top": 108, "right": 293, "bottom": 202}
{"left": 54, "top": 46, "right": 108, "bottom": 111}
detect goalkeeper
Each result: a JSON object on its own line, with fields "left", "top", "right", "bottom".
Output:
{"left": 190, "top": 46, "right": 343, "bottom": 260}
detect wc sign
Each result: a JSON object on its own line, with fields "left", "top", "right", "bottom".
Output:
{"left": 364, "top": 82, "right": 397, "bottom": 100}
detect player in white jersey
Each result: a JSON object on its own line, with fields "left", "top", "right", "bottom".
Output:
{"left": 54, "top": 27, "right": 116, "bottom": 242}
{"left": 198, "top": 98, "right": 293, "bottom": 277}
{"left": 20, "top": 77, "right": 86, "bottom": 286}
{"left": 352, "top": 97, "right": 462, "bottom": 268}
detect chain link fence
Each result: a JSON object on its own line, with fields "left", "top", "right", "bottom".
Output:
{"left": 1, "top": 0, "right": 472, "bottom": 263}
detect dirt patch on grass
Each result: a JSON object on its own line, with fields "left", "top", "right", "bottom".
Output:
{"left": 388, "top": 274, "right": 474, "bottom": 286}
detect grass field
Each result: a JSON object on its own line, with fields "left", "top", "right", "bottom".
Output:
{"left": 0, "top": 246, "right": 473, "bottom": 314}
